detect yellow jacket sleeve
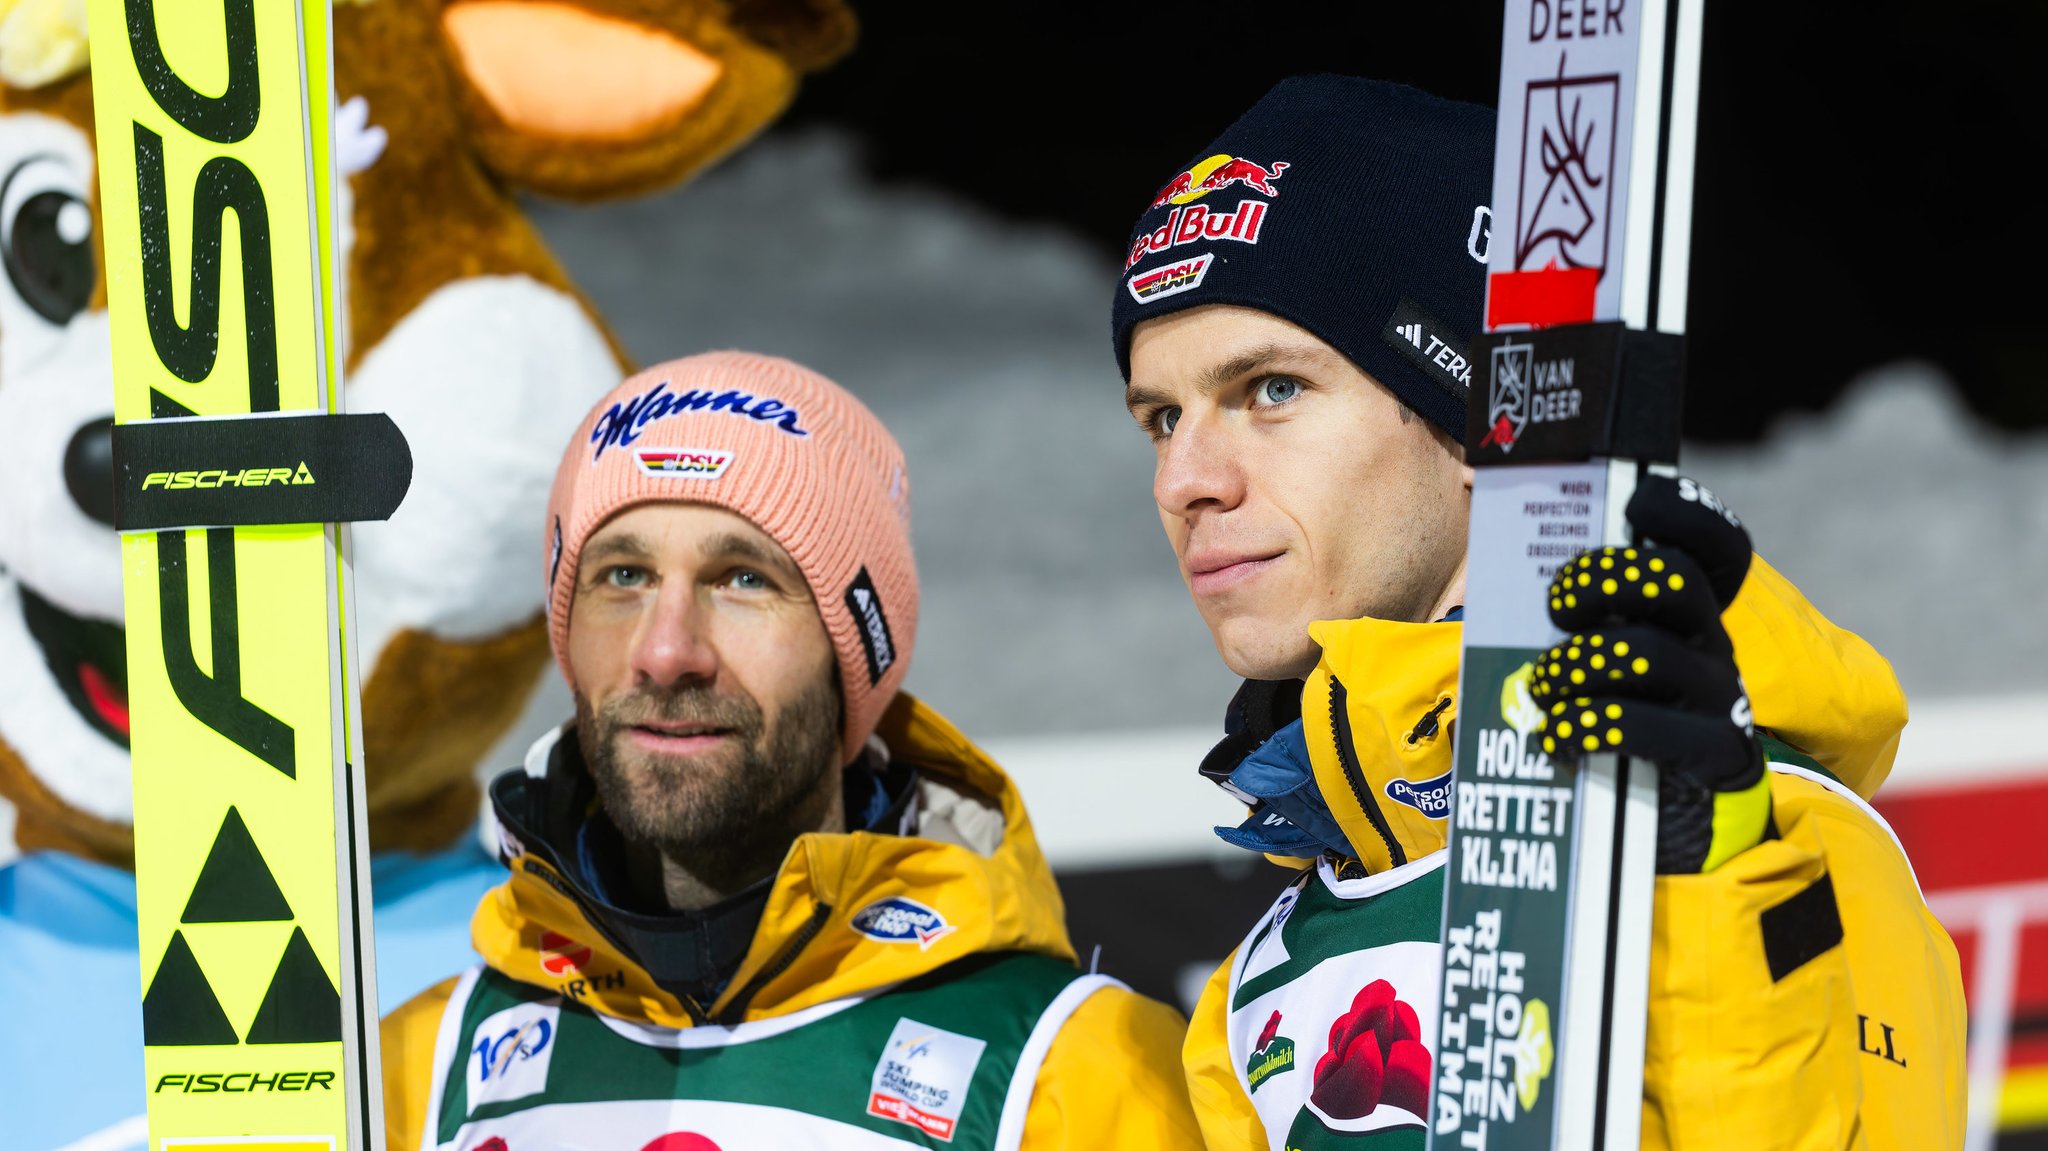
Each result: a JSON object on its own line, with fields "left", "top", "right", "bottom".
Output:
{"left": 1642, "top": 771, "right": 1967, "bottom": 1149}
{"left": 1724, "top": 556, "right": 1907, "bottom": 799}
{"left": 1020, "top": 984, "right": 1202, "bottom": 1149}
{"left": 382, "top": 975, "right": 459, "bottom": 1151}
{"left": 1182, "top": 952, "right": 1267, "bottom": 1151}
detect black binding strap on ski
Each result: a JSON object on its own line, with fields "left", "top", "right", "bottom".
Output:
{"left": 1464, "top": 322, "right": 1686, "bottom": 467}
{"left": 112, "top": 413, "right": 411, "bottom": 531}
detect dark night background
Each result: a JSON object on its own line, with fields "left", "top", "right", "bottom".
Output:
{"left": 781, "top": 0, "right": 2047, "bottom": 439}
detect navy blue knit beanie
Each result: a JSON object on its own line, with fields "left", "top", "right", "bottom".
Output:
{"left": 1110, "top": 76, "right": 1495, "bottom": 439}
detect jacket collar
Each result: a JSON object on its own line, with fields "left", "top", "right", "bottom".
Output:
{"left": 472, "top": 693, "right": 1077, "bottom": 1028}
{"left": 484, "top": 732, "right": 918, "bottom": 1010}
{"left": 1202, "top": 615, "right": 1463, "bottom": 875}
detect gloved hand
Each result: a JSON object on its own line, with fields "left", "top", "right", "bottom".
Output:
{"left": 1530, "top": 475, "right": 1771, "bottom": 874}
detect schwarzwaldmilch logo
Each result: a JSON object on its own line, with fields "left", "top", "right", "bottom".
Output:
{"left": 1246, "top": 1010, "right": 1296, "bottom": 1093}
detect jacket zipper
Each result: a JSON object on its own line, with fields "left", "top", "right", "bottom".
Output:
{"left": 1406, "top": 694, "right": 1455, "bottom": 746}
{"left": 715, "top": 901, "right": 833, "bottom": 1026}
{"left": 1328, "top": 675, "right": 1407, "bottom": 869}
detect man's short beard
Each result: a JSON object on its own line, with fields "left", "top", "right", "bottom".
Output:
{"left": 574, "top": 670, "right": 844, "bottom": 889}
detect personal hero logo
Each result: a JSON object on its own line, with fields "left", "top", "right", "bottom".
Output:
{"left": 850, "top": 896, "right": 957, "bottom": 950}
{"left": 1385, "top": 769, "right": 1454, "bottom": 820}
{"left": 141, "top": 462, "right": 315, "bottom": 490}
{"left": 1126, "top": 253, "right": 1213, "bottom": 303}
{"left": 590, "top": 379, "right": 807, "bottom": 461}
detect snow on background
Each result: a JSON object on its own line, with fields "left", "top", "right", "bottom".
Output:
{"left": 526, "top": 131, "right": 2048, "bottom": 733}
{"left": 2, "top": 131, "right": 2040, "bottom": 858}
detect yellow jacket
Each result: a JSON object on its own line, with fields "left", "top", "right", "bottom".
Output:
{"left": 383, "top": 693, "right": 1198, "bottom": 1150}
{"left": 1185, "top": 557, "right": 1966, "bottom": 1149}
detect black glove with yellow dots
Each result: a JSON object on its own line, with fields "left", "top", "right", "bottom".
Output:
{"left": 1531, "top": 475, "right": 1772, "bottom": 874}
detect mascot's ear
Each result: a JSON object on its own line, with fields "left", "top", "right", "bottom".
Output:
{"left": 439, "top": 0, "right": 856, "bottom": 202}
{"left": 728, "top": 0, "right": 858, "bottom": 74}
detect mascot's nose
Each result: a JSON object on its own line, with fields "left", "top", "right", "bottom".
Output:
{"left": 65, "top": 417, "right": 117, "bottom": 527}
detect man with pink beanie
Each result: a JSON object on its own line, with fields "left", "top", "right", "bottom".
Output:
{"left": 378, "top": 351, "right": 1198, "bottom": 1149}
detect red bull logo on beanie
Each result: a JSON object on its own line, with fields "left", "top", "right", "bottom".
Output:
{"left": 635, "top": 447, "right": 735, "bottom": 479}
{"left": 1129, "top": 155, "right": 1287, "bottom": 269}
{"left": 1148, "top": 153, "right": 1290, "bottom": 208}
{"left": 850, "top": 897, "right": 958, "bottom": 951}
{"left": 1127, "top": 253, "right": 1214, "bottom": 303}
{"left": 1124, "top": 200, "right": 1273, "bottom": 270}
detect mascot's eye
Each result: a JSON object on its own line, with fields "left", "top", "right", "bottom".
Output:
{"left": 2, "top": 155, "right": 96, "bottom": 326}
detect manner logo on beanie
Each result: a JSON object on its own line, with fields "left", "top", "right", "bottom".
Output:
{"left": 587, "top": 377, "right": 809, "bottom": 462}
{"left": 545, "top": 352, "right": 919, "bottom": 765}
{"left": 1110, "top": 76, "right": 1495, "bottom": 442}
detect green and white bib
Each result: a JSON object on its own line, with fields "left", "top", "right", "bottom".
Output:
{"left": 418, "top": 953, "right": 1107, "bottom": 1151}
{"left": 1227, "top": 852, "right": 1448, "bottom": 1151}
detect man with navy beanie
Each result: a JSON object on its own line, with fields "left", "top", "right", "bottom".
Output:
{"left": 1113, "top": 76, "right": 1963, "bottom": 1148}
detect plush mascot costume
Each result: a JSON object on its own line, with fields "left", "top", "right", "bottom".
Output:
{"left": 0, "top": 1, "right": 854, "bottom": 1147}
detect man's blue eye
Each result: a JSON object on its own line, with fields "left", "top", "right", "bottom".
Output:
{"left": 608, "top": 567, "right": 646, "bottom": 588}
{"left": 1256, "top": 377, "right": 1300, "bottom": 406}
{"left": 733, "top": 570, "right": 767, "bottom": 590}
{"left": 1158, "top": 407, "right": 1181, "bottom": 436}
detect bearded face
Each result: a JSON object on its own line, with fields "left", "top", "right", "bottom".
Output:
{"left": 575, "top": 657, "right": 841, "bottom": 857}
{"left": 564, "top": 502, "right": 845, "bottom": 891}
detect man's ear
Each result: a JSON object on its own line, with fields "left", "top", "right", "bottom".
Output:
{"left": 439, "top": 0, "right": 854, "bottom": 202}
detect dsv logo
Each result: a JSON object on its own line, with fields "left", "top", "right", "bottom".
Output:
{"left": 118, "top": 0, "right": 298, "bottom": 777}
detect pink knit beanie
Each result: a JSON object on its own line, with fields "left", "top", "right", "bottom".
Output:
{"left": 544, "top": 351, "right": 917, "bottom": 764}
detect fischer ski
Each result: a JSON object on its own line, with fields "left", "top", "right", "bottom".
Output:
{"left": 89, "top": 0, "right": 408, "bottom": 1146}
